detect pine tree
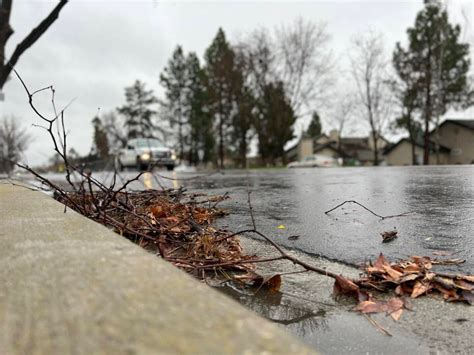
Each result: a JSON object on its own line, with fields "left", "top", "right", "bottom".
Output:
{"left": 204, "top": 28, "right": 236, "bottom": 168}
{"left": 117, "top": 80, "right": 157, "bottom": 140}
{"left": 306, "top": 111, "right": 322, "bottom": 138}
{"left": 186, "top": 52, "right": 215, "bottom": 164}
{"left": 159, "top": 46, "right": 188, "bottom": 161}
{"left": 231, "top": 51, "right": 256, "bottom": 168}
{"left": 256, "top": 81, "right": 296, "bottom": 165}
{"left": 394, "top": 1, "right": 471, "bottom": 164}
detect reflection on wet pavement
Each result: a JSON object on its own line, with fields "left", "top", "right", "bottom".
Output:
{"left": 175, "top": 166, "right": 474, "bottom": 273}
{"left": 32, "top": 166, "right": 474, "bottom": 273}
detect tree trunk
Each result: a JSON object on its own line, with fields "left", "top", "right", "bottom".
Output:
{"left": 371, "top": 130, "right": 379, "bottom": 166}
{"left": 423, "top": 41, "right": 433, "bottom": 165}
{"left": 423, "top": 116, "right": 430, "bottom": 165}
{"left": 0, "top": 1, "right": 13, "bottom": 72}
{"left": 240, "top": 133, "right": 247, "bottom": 168}
{"left": 178, "top": 121, "right": 184, "bottom": 162}
{"left": 407, "top": 112, "right": 416, "bottom": 165}
{"left": 423, "top": 97, "right": 431, "bottom": 165}
{"left": 218, "top": 117, "right": 224, "bottom": 169}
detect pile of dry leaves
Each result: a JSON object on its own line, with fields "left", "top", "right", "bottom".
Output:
{"left": 333, "top": 253, "right": 473, "bottom": 322}
{"left": 58, "top": 189, "right": 257, "bottom": 278}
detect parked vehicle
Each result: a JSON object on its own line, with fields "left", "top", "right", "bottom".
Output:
{"left": 287, "top": 154, "right": 341, "bottom": 168}
{"left": 115, "top": 138, "right": 176, "bottom": 171}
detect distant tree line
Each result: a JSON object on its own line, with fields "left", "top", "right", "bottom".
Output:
{"left": 91, "top": 18, "right": 333, "bottom": 168}
{"left": 89, "top": 1, "right": 471, "bottom": 168}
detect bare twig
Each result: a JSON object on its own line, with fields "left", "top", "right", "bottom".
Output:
{"left": 246, "top": 172, "right": 257, "bottom": 230}
{"left": 364, "top": 314, "right": 392, "bottom": 337}
{"left": 325, "top": 200, "right": 411, "bottom": 220}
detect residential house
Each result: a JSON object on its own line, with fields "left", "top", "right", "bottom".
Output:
{"left": 384, "top": 119, "right": 474, "bottom": 165}
{"left": 384, "top": 139, "right": 451, "bottom": 165}
{"left": 286, "top": 130, "right": 389, "bottom": 165}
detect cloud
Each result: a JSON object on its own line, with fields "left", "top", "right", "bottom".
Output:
{"left": 2, "top": 0, "right": 472, "bottom": 166}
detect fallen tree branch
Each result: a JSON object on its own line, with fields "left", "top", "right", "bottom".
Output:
{"left": 325, "top": 200, "right": 411, "bottom": 220}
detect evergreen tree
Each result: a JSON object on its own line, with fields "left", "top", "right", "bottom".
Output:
{"left": 186, "top": 52, "right": 215, "bottom": 165}
{"left": 256, "top": 81, "right": 296, "bottom": 165}
{"left": 159, "top": 46, "right": 188, "bottom": 161}
{"left": 204, "top": 28, "right": 236, "bottom": 168}
{"left": 117, "top": 80, "right": 157, "bottom": 140}
{"left": 394, "top": 1, "right": 471, "bottom": 164}
{"left": 231, "top": 51, "right": 256, "bottom": 168}
{"left": 306, "top": 111, "right": 322, "bottom": 138}
{"left": 91, "top": 116, "right": 110, "bottom": 159}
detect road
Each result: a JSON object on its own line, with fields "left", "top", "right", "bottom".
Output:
{"left": 136, "top": 165, "right": 473, "bottom": 274}
{"left": 26, "top": 165, "right": 474, "bottom": 272}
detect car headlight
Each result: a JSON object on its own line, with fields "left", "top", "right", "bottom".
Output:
{"left": 141, "top": 153, "right": 151, "bottom": 161}
{"left": 171, "top": 150, "right": 176, "bottom": 160}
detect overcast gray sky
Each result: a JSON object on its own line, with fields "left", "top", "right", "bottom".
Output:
{"left": 1, "top": 0, "right": 473, "bottom": 166}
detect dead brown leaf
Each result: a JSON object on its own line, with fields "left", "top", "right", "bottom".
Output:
{"left": 399, "top": 273, "right": 420, "bottom": 283}
{"left": 454, "top": 280, "right": 474, "bottom": 291}
{"left": 381, "top": 230, "right": 398, "bottom": 243}
{"left": 459, "top": 275, "right": 474, "bottom": 283}
{"left": 151, "top": 205, "right": 167, "bottom": 218}
{"left": 374, "top": 253, "right": 391, "bottom": 270}
{"left": 383, "top": 265, "right": 403, "bottom": 281}
{"left": 402, "top": 263, "right": 422, "bottom": 274}
{"left": 334, "top": 275, "right": 360, "bottom": 299}
{"left": 411, "top": 281, "right": 431, "bottom": 298}
{"left": 354, "top": 300, "right": 387, "bottom": 314}
{"left": 411, "top": 256, "right": 432, "bottom": 270}
{"left": 354, "top": 297, "right": 405, "bottom": 321}
{"left": 390, "top": 308, "right": 403, "bottom": 321}
{"left": 261, "top": 274, "right": 282, "bottom": 293}
{"left": 459, "top": 290, "right": 474, "bottom": 305}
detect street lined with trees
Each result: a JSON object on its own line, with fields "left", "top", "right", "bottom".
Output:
{"left": 89, "top": 1, "right": 469, "bottom": 168}
{"left": 1, "top": 1, "right": 472, "bottom": 170}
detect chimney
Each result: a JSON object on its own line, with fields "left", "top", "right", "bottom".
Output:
{"left": 329, "top": 129, "right": 339, "bottom": 143}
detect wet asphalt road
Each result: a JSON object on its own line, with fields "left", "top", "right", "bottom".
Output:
{"left": 166, "top": 165, "right": 474, "bottom": 273}
{"left": 29, "top": 165, "right": 474, "bottom": 272}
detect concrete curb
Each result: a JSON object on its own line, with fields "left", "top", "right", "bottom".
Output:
{"left": 0, "top": 184, "right": 314, "bottom": 354}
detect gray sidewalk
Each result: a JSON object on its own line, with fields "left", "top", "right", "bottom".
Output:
{"left": 0, "top": 183, "right": 314, "bottom": 354}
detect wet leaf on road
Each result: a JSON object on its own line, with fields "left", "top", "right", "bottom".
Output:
{"left": 333, "top": 275, "right": 360, "bottom": 299}
{"left": 381, "top": 230, "right": 398, "bottom": 243}
{"left": 353, "top": 297, "right": 405, "bottom": 321}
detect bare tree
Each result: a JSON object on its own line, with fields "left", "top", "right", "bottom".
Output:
{"left": 276, "top": 17, "right": 333, "bottom": 118}
{"left": 0, "top": 115, "right": 31, "bottom": 174}
{"left": 100, "top": 111, "right": 127, "bottom": 151}
{"left": 0, "top": 0, "right": 68, "bottom": 91}
{"left": 350, "top": 31, "right": 391, "bottom": 166}
{"left": 244, "top": 28, "right": 277, "bottom": 96}
{"left": 332, "top": 94, "right": 355, "bottom": 152}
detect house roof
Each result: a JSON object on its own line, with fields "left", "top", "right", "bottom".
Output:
{"left": 313, "top": 141, "right": 348, "bottom": 157}
{"left": 384, "top": 138, "right": 451, "bottom": 155}
{"left": 440, "top": 119, "right": 474, "bottom": 131}
{"left": 427, "top": 119, "right": 474, "bottom": 136}
{"left": 285, "top": 133, "right": 329, "bottom": 154}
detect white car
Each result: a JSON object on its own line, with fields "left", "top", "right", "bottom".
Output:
{"left": 115, "top": 138, "right": 176, "bottom": 171}
{"left": 287, "top": 154, "right": 342, "bottom": 168}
